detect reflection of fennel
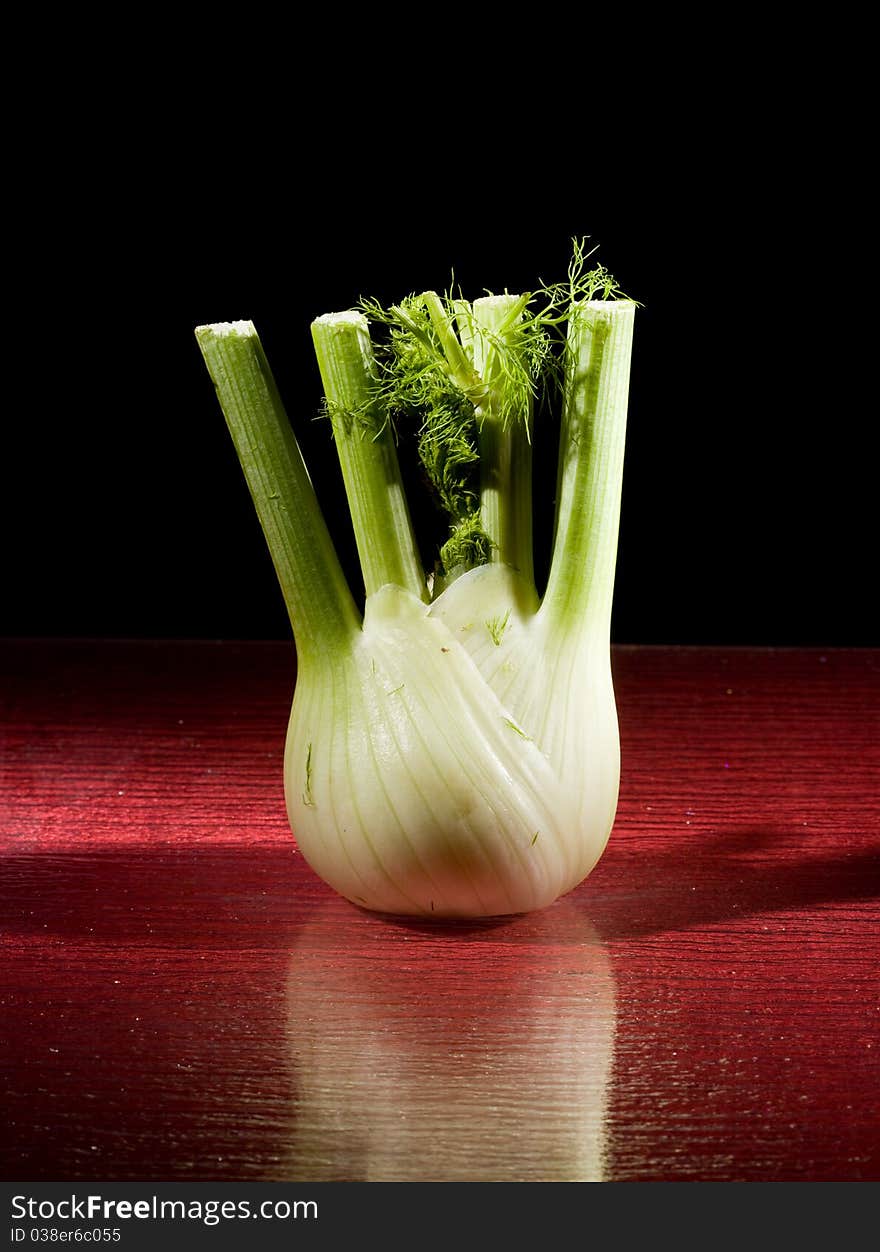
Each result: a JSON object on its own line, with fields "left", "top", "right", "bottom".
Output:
{"left": 285, "top": 901, "right": 616, "bottom": 1181}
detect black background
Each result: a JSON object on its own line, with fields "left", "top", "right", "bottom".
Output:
{"left": 6, "top": 100, "right": 873, "bottom": 647}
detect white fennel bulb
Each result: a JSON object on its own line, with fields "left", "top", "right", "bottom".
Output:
{"left": 285, "top": 569, "right": 619, "bottom": 916}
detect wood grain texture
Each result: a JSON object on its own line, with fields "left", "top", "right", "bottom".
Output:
{"left": 1, "top": 640, "right": 878, "bottom": 1181}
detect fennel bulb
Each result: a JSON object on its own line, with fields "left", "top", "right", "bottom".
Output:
{"left": 196, "top": 248, "right": 635, "bottom": 917}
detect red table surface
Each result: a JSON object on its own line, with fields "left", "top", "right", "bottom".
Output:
{"left": 1, "top": 639, "right": 878, "bottom": 1182}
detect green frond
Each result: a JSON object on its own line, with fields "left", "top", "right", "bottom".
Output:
{"left": 355, "top": 239, "right": 631, "bottom": 584}
{"left": 486, "top": 609, "right": 511, "bottom": 646}
{"left": 440, "top": 512, "right": 495, "bottom": 576}
{"left": 320, "top": 395, "right": 395, "bottom": 442}
{"left": 303, "top": 742, "right": 315, "bottom": 806}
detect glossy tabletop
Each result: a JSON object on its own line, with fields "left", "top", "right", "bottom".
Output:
{"left": 1, "top": 640, "right": 878, "bottom": 1181}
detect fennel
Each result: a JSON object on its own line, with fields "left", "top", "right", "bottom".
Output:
{"left": 196, "top": 247, "right": 635, "bottom": 917}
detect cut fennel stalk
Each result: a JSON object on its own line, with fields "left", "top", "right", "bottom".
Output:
{"left": 196, "top": 266, "right": 635, "bottom": 918}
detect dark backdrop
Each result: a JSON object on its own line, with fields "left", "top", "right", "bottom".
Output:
{"left": 6, "top": 166, "right": 873, "bottom": 647}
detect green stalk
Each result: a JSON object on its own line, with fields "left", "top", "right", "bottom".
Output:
{"left": 472, "top": 295, "right": 535, "bottom": 586}
{"left": 196, "top": 321, "right": 360, "bottom": 664}
{"left": 311, "top": 313, "right": 427, "bottom": 603}
{"left": 421, "top": 291, "right": 484, "bottom": 400}
{"left": 540, "top": 301, "right": 635, "bottom": 639}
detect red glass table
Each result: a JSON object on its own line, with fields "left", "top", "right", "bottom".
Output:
{"left": 2, "top": 640, "right": 877, "bottom": 1181}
